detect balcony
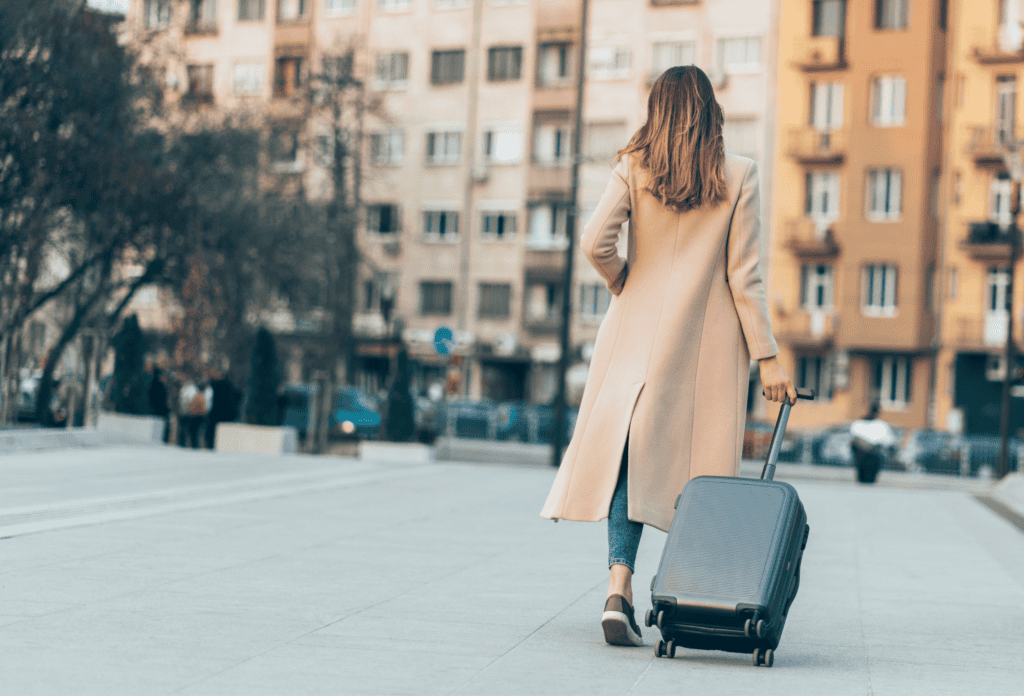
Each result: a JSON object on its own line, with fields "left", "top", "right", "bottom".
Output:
{"left": 959, "top": 221, "right": 1023, "bottom": 261}
{"left": 783, "top": 219, "right": 841, "bottom": 258}
{"left": 184, "top": 20, "right": 218, "bottom": 36}
{"left": 775, "top": 311, "right": 836, "bottom": 348}
{"left": 792, "top": 35, "right": 847, "bottom": 72}
{"left": 965, "top": 125, "right": 1016, "bottom": 168}
{"left": 786, "top": 127, "right": 845, "bottom": 165}
{"left": 952, "top": 315, "right": 1013, "bottom": 352}
{"left": 971, "top": 28, "right": 1024, "bottom": 65}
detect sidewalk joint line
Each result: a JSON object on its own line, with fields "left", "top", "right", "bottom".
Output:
{"left": 974, "top": 494, "right": 1024, "bottom": 535}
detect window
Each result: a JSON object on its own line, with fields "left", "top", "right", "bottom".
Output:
{"left": 866, "top": 168, "right": 902, "bottom": 220}
{"left": 376, "top": 52, "right": 409, "bottom": 87}
{"left": 800, "top": 264, "right": 834, "bottom": 310}
{"left": 989, "top": 173, "right": 1019, "bottom": 228}
{"left": 812, "top": 0, "right": 845, "bottom": 37}
{"left": 797, "top": 354, "right": 833, "bottom": 400}
{"left": 378, "top": 0, "right": 411, "bottom": 11}
{"left": 875, "top": 356, "right": 911, "bottom": 408}
{"left": 870, "top": 75, "right": 906, "bottom": 126}
{"left": 482, "top": 212, "right": 517, "bottom": 239}
{"left": 809, "top": 81, "right": 844, "bottom": 129}
{"left": 188, "top": 0, "right": 218, "bottom": 32}
{"left": 875, "top": 0, "right": 908, "bottom": 30}
{"left": 996, "top": 76, "right": 1016, "bottom": 142}
{"left": 526, "top": 282, "right": 562, "bottom": 322}
{"left": 805, "top": 171, "right": 841, "bottom": 220}
{"left": 314, "top": 134, "right": 333, "bottom": 167}
{"left": 488, "top": 47, "right": 522, "bottom": 81}
{"left": 528, "top": 203, "right": 568, "bottom": 248}
{"left": 366, "top": 204, "right": 401, "bottom": 235}
{"left": 363, "top": 272, "right": 398, "bottom": 314}
{"left": 232, "top": 62, "right": 265, "bottom": 96}
{"left": 277, "top": 0, "right": 306, "bottom": 21}
{"left": 322, "top": 54, "right": 353, "bottom": 85}
{"left": 987, "top": 266, "right": 1013, "bottom": 312}
{"left": 269, "top": 125, "right": 301, "bottom": 170}
{"left": 185, "top": 65, "right": 214, "bottom": 100}
{"left": 420, "top": 281, "right": 453, "bottom": 316}
{"left": 580, "top": 283, "right": 611, "bottom": 320}
{"left": 425, "top": 130, "right": 461, "bottom": 164}
{"left": 533, "top": 117, "right": 571, "bottom": 165}
{"left": 483, "top": 123, "right": 523, "bottom": 163}
{"left": 274, "top": 56, "right": 305, "bottom": 97}
{"left": 370, "top": 130, "right": 404, "bottom": 166}
{"left": 431, "top": 50, "right": 465, "bottom": 84}
{"left": 589, "top": 46, "right": 632, "bottom": 80}
{"left": 716, "top": 36, "right": 762, "bottom": 74}
{"left": 723, "top": 119, "right": 757, "bottom": 159}
{"left": 436, "top": 0, "right": 469, "bottom": 7}
{"left": 423, "top": 210, "right": 459, "bottom": 240}
{"left": 939, "top": 0, "right": 947, "bottom": 30}
{"left": 651, "top": 41, "right": 696, "bottom": 73}
{"left": 478, "top": 283, "right": 512, "bottom": 319}
{"left": 1000, "top": 0, "right": 1023, "bottom": 51}
{"left": 144, "top": 0, "right": 172, "bottom": 28}
{"left": 537, "top": 43, "right": 572, "bottom": 87}
{"left": 325, "top": 0, "right": 357, "bottom": 16}
{"left": 238, "top": 0, "right": 265, "bottom": 20}
{"left": 862, "top": 263, "right": 898, "bottom": 315}
{"left": 584, "top": 121, "right": 627, "bottom": 162}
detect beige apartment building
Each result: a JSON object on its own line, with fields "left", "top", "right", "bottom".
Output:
{"left": 125, "top": 0, "right": 785, "bottom": 407}
{"left": 770, "top": 0, "right": 949, "bottom": 430}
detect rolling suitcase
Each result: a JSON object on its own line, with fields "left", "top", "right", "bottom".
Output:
{"left": 646, "top": 388, "right": 815, "bottom": 668}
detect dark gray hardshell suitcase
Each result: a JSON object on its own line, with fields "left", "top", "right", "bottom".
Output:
{"left": 646, "top": 388, "right": 813, "bottom": 667}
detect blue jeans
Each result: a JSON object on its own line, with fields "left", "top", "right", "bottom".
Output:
{"left": 608, "top": 440, "right": 643, "bottom": 572}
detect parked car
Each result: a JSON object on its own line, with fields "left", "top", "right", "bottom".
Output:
{"left": 441, "top": 399, "right": 498, "bottom": 440}
{"left": 413, "top": 396, "right": 442, "bottom": 444}
{"left": 495, "top": 402, "right": 578, "bottom": 445}
{"left": 957, "top": 434, "right": 1022, "bottom": 476}
{"left": 742, "top": 420, "right": 775, "bottom": 460}
{"left": 897, "top": 429, "right": 962, "bottom": 475}
{"left": 282, "top": 384, "right": 382, "bottom": 441}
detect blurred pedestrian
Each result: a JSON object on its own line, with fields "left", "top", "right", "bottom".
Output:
{"left": 539, "top": 66, "right": 795, "bottom": 647}
{"left": 178, "top": 375, "right": 211, "bottom": 449}
{"left": 205, "top": 369, "right": 241, "bottom": 450}
{"left": 148, "top": 367, "right": 170, "bottom": 443}
{"left": 850, "top": 402, "right": 898, "bottom": 484}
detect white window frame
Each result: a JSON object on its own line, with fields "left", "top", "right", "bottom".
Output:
{"left": 377, "top": 0, "right": 411, "bottom": 13}
{"left": 796, "top": 353, "right": 833, "bottom": 401}
{"left": 588, "top": 45, "right": 632, "bottom": 81}
{"left": 579, "top": 282, "right": 611, "bottom": 324}
{"left": 989, "top": 174, "right": 1018, "bottom": 229}
{"left": 144, "top": 0, "right": 173, "bottom": 29}
{"left": 996, "top": 76, "right": 1017, "bottom": 141}
{"left": 537, "top": 43, "right": 573, "bottom": 87}
{"left": 480, "top": 211, "right": 518, "bottom": 240}
{"left": 375, "top": 52, "right": 409, "bottom": 89}
{"left": 482, "top": 122, "right": 524, "bottom": 164}
{"left": 870, "top": 75, "right": 907, "bottom": 127}
{"left": 232, "top": 61, "right": 266, "bottom": 96}
{"left": 805, "top": 170, "right": 841, "bottom": 222}
{"left": 800, "top": 264, "right": 834, "bottom": 311}
{"left": 435, "top": 0, "right": 469, "bottom": 9}
{"left": 715, "top": 34, "right": 763, "bottom": 75}
{"left": 809, "top": 81, "right": 844, "bottom": 130}
{"left": 875, "top": 0, "right": 909, "bottom": 31}
{"left": 421, "top": 203, "right": 460, "bottom": 243}
{"left": 365, "top": 203, "right": 401, "bottom": 236}
{"left": 862, "top": 263, "right": 899, "bottom": 317}
{"left": 369, "top": 129, "right": 405, "bottom": 166}
{"left": 651, "top": 39, "right": 697, "bottom": 73}
{"left": 865, "top": 168, "right": 903, "bottom": 221}
{"left": 1000, "top": 0, "right": 1024, "bottom": 51}
{"left": 528, "top": 203, "right": 569, "bottom": 250}
{"left": 324, "top": 0, "right": 357, "bottom": 17}
{"left": 532, "top": 121, "right": 571, "bottom": 166}
{"left": 876, "top": 356, "right": 911, "bottom": 410}
{"left": 425, "top": 128, "right": 462, "bottom": 165}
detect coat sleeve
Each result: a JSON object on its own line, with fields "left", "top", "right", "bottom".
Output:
{"left": 581, "top": 158, "right": 631, "bottom": 295}
{"left": 726, "top": 160, "right": 779, "bottom": 361}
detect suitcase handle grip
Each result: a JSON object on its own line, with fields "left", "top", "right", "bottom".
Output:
{"left": 760, "top": 388, "right": 815, "bottom": 481}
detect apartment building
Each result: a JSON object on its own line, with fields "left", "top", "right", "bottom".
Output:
{"left": 770, "top": 0, "right": 948, "bottom": 430}
{"left": 937, "top": 0, "right": 1024, "bottom": 438}
{"left": 580, "top": 0, "right": 781, "bottom": 415}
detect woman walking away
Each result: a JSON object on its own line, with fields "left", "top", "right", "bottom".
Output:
{"left": 540, "top": 66, "right": 797, "bottom": 647}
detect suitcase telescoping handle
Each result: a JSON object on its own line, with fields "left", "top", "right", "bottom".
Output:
{"left": 760, "top": 388, "right": 815, "bottom": 481}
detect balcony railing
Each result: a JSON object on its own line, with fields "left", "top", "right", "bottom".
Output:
{"left": 783, "top": 219, "right": 841, "bottom": 257}
{"left": 959, "top": 221, "right": 1023, "bottom": 260}
{"left": 971, "top": 28, "right": 1024, "bottom": 65}
{"left": 786, "top": 127, "right": 845, "bottom": 165}
{"left": 775, "top": 311, "right": 836, "bottom": 348}
{"left": 792, "top": 35, "right": 847, "bottom": 72}
{"left": 952, "top": 315, "right": 1016, "bottom": 351}
{"left": 184, "top": 20, "right": 218, "bottom": 36}
{"left": 965, "top": 125, "right": 1017, "bottom": 167}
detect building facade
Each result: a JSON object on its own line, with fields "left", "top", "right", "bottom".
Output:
{"left": 771, "top": 0, "right": 949, "bottom": 430}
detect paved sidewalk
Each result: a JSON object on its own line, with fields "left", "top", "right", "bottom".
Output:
{"left": 1, "top": 443, "right": 1023, "bottom": 695}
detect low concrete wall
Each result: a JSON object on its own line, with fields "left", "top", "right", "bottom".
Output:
{"left": 360, "top": 441, "right": 433, "bottom": 463}
{"left": 214, "top": 423, "right": 298, "bottom": 455}
{"left": 96, "top": 412, "right": 165, "bottom": 443}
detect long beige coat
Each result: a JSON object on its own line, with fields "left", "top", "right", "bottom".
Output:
{"left": 540, "top": 153, "right": 779, "bottom": 533}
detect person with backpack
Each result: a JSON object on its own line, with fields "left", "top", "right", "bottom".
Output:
{"left": 178, "top": 376, "right": 211, "bottom": 449}
{"left": 539, "top": 66, "right": 795, "bottom": 647}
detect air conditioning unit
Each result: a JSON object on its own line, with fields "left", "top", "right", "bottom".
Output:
{"left": 707, "top": 69, "right": 729, "bottom": 90}
{"left": 471, "top": 164, "right": 489, "bottom": 184}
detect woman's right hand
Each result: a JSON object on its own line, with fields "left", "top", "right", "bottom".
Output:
{"left": 758, "top": 356, "right": 798, "bottom": 405}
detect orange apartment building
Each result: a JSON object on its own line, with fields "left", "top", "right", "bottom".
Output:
{"left": 771, "top": 0, "right": 949, "bottom": 431}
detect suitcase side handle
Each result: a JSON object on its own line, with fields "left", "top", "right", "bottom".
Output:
{"left": 760, "top": 388, "right": 815, "bottom": 481}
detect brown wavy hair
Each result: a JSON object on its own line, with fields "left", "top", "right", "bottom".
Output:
{"left": 618, "top": 65, "right": 728, "bottom": 212}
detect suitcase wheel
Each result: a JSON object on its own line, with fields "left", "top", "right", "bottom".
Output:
{"left": 753, "top": 648, "right": 775, "bottom": 668}
{"left": 645, "top": 609, "right": 654, "bottom": 628}
{"left": 655, "top": 639, "right": 665, "bottom": 658}
{"left": 743, "top": 616, "right": 766, "bottom": 640}
{"left": 667, "top": 639, "right": 676, "bottom": 658}
{"left": 656, "top": 610, "right": 666, "bottom": 631}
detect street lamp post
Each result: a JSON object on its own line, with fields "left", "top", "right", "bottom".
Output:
{"left": 996, "top": 139, "right": 1024, "bottom": 480}
{"left": 551, "top": 0, "right": 590, "bottom": 468}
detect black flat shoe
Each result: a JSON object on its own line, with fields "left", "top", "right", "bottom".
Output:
{"left": 602, "top": 594, "right": 643, "bottom": 646}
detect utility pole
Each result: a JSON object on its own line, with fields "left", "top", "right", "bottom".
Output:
{"left": 551, "top": 0, "right": 590, "bottom": 468}
{"left": 997, "top": 140, "right": 1024, "bottom": 480}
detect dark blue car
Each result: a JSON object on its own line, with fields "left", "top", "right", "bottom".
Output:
{"left": 283, "top": 385, "right": 382, "bottom": 440}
